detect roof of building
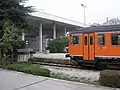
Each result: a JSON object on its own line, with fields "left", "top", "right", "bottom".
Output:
{"left": 70, "top": 24, "right": 120, "bottom": 34}
{"left": 30, "top": 11, "right": 85, "bottom": 27}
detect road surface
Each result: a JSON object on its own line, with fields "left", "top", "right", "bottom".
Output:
{"left": 0, "top": 69, "right": 118, "bottom": 90}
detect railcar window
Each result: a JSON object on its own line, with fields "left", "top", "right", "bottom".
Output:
{"left": 111, "top": 33, "right": 120, "bottom": 45}
{"left": 72, "top": 35, "right": 80, "bottom": 44}
{"left": 84, "top": 36, "right": 87, "bottom": 45}
{"left": 98, "top": 34, "right": 105, "bottom": 45}
{"left": 90, "top": 36, "right": 93, "bottom": 45}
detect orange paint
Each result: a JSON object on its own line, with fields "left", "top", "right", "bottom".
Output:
{"left": 68, "top": 33, "right": 83, "bottom": 56}
{"left": 95, "top": 32, "right": 120, "bottom": 57}
{"left": 83, "top": 34, "right": 89, "bottom": 60}
{"left": 68, "top": 32, "right": 120, "bottom": 61}
{"left": 89, "top": 33, "right": 95, "bottom": 60}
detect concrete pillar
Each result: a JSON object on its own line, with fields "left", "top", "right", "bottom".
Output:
{"left": 64, "top": 26, "right": 67, "bottom": 36}
{"left": 22, "top": 32, "right": 25, "bottom": 41}
{"left": 53, "top": 22, "right": 56, "bottom": 39}
{"left": 39, "top": 21, "right": 43, "bottom": 52}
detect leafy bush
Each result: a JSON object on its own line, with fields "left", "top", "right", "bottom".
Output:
{"left": 0, "top": 60, "right": 12, "bottom": 68}
{"left": 6, "top": 63, "right": 50, "bottom": 77}
{"left": 0, "top": 21, "right": 25, "bottom": 61}
{"left": 28, "top": 58, "right": 37, "bottom": 62}
{"left": 99, "top": 70, "right": 120, "bottom": 88}
{"left": 47, "top": 37, "right": 68, "bottom": 53}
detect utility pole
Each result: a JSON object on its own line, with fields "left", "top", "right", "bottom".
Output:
{"left": 81, "top": 4, "right": 87, "bottom": 27}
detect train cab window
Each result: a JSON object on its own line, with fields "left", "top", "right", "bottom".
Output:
{"left": 90, "top": 36, "right": 93, "bottom": 45}
{"left": 72, "top": 35, "right": 80, "bottom": 44}
{"left": 98, "top": 34, "right": 105, "bottom": 45}
{"left": 111, "top": 33, "right": 120, "bottom": 45}
{"left": 84, "top": 36, "right": 87, "bottom": 45}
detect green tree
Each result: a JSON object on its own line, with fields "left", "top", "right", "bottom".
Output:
{"left": 0, "top": 21, "right": 23, "bottom": 61}
{"left": 0, "top": 0, "right": 34, "bottom": 61}
{"left": 47, "top": 37, "right": 68, "bottom": 53}
{"left": 0, "top": 0, "right": 34, "bottom": 28}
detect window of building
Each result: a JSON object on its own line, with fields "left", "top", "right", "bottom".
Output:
{"left": 90, "top": 36, "right": 93, "bottom": 45}
{"left": 72, "top": 35, "right": 80, "bottom": 44}
{"left": 111, "top": 33, "right": 120, "bottom": 45}
{"left": 98, "top": 34, "right": 105, "bottom": 45}
{"left": 84, "top": 36, "right": 87, "bottom": 45}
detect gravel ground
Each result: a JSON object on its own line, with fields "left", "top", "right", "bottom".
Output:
{"left": 34, "top": 53, "right": 70, "bottom": 60}
{"left": 34, "top": 53, "right": 100, "bottom": 84}
{"left": 42, "top": 65, "right": 100, "bottom": 84}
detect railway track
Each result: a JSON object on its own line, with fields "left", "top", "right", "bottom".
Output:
{"left": 33, "top": 62, "right": 81, "bottom": 68}
{"left": 32, "top": 57, "right": 80, "bottom": 68}
{"left": 32, "top": 57, "right": 120, "bottom": 70}
{"left": 32, "top": 61, "right": 120, "bottom": 71}
{"left": 32, "top": 61, "right": 101, "bottom": 71}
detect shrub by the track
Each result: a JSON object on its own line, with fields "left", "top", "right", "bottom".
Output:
{"left": 99, "top": 70, "right": 120, "bottom": 88}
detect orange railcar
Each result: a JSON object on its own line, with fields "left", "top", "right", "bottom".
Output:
{"left": 66, "top": 25, "right": 120, "bottom": 67}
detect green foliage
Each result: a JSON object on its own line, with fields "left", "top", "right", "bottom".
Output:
{"left": 47, "top": 37, "right": 68, "bottom": 53}
{"left": 0, "top": 0, "right": 34, "bottom": 29}
{"left": 6, "top": 63, "right": 51, "bottom": 77}
{"left": 0, "top": 60, "right": 12, "bottom": 68}
{"left": 6, "top": 62, "right": 30, "bottom": 71}
{"left": 0, "top": 21, "right": 25, "bottom": 61}
{"left": 28, "top": 58, "right": 37, "bottom": 62}
{"left": 0, "top": 0, "right": 34, "bottom": 61}
{"left": 99, "top": 70, "right": 120, "bottom": 88}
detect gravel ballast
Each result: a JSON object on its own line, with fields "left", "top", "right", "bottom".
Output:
{"left": 42, "top": 65, "right": 100, "bottom": 84}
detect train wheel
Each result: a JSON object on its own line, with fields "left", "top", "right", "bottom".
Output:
{"left": 95, "top": 60, "right": 105, "bottom": 70}
{"left": 70, "top": 57, "right": 79, "bottom": 66}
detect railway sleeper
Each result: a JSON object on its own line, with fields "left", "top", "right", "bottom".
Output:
{"left": 69, "top": 56, "right": 120, "bottom": 69}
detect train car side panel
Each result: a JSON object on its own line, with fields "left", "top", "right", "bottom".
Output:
{"left": 95, "top": 32, "right": 120, "bottom": 59}
{"left": 107, "top": 32, "right": 120, "bottom": 57}
{"left": 68, "top": 33, "right": 83, "bottom": 57}
{"left": 95, "top": 32, "right": 108, "bottom": 57}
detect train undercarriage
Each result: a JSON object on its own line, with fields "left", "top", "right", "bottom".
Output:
{"left": 66, "top": 54, "right": 120, "bottom": 69}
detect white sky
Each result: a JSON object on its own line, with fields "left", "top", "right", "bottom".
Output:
{"left": 26, "top": 0, "right": 120, "bottom": 25}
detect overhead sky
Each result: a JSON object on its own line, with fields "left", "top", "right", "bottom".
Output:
{"left": 26, "top": 0, "right": 120, "bottom": 25}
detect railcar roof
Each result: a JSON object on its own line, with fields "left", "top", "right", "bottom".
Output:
{"left": 70, "top": 24, "right": 120, "bottom": 34}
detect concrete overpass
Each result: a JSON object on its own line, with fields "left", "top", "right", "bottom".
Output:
{"left": 25, "top": 11, "right": 84, "bottom": 52}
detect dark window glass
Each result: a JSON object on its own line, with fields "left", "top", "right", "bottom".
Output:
{"left": 72, "top": 35, "right": 79, "bottom": 44}
{"left": 90, "top": 36, "right": 93, "bottom": 45}
{"left": 111, "top": 33, "right": 120, "bottom": 45}
{"left": 98, "top": 34, "right": 105, "bottom": 45}
{"left": 84, "top": 36, "right": 87, "bottom": 45}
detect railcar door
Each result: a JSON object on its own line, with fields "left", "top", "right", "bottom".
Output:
{"left": 83, "top": 34, "right": 89, "bottom": 60}
{"left": 89, "top": 33, "right": 95, "bottom": 60}
{"left": 83, "top": 33, "right": 95, "bottom": 60}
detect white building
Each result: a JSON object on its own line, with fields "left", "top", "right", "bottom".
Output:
{"left": 103, "top": 18, "right": 120, "bottom": 25}
{"left": 25, "top": 11, "right": 84, "bottom": 52}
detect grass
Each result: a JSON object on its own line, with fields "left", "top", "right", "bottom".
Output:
{"left": 0, "top": 61, "right": 50, "bottom": 77}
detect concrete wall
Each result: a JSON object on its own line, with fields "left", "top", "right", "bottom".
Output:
{"left": 25, "top": 27, "right": 77, "bottom": 51}
{"left": 56, "top": 29, "right": 65, "bottom": 38}
{"left": 25, "top": 36, "right": 39, "bottom": 51}
{"left": 25, "top": 28, "right": 76, "bottom": 51}
{"left": 42, "top": 29, "right": 53, "bottom": 38}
